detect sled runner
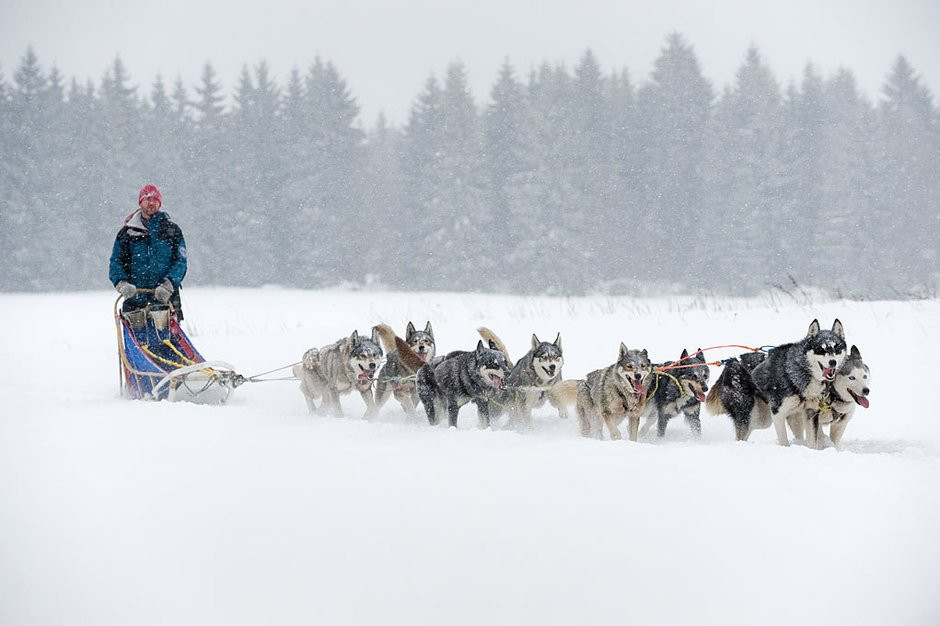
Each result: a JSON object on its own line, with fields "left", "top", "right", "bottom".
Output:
{"left": 114, "top": 291, "right": 244, "bottom": 403}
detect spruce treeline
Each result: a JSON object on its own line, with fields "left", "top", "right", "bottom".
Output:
{"left": 1, "top": 34, "right": 938, "bottom": 297}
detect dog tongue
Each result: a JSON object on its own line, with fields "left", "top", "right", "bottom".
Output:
{"left": 631, "top": 380, "right": 646, "bottom": 395}
{"left": 823, "top": 367, "right": 835, "bottom": 379}
{"left": 694, "top": 390, "right": 707, "bottom": 402}
{"left": 851, "top": 392, "right": 870, "bottom": 409}
{"left": 490, "top": 374, "right": 504, "bottom": 388}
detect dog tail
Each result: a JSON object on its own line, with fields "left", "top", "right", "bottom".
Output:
{"left": 548, "top": 378, "right": 581, "bottom": 407}
{"left": 704, "top": 365, "right": 729, "bottom": 416}
{"left": 477, "top": 326, "right": 513, "bottom": 368}
{"left": 372, "top": 323, "right": 398, "bottom": 353}
{"left": 396, "top": 336, "right": 427, "bottom": 373}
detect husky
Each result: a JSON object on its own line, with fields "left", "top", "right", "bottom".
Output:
{"left": 705, "top": 351, "right": 771, "bottom": 441}
{"left": 812, "top": 345, "right": 871, "bottom": 448}
{"left": 476, "top": 327, "right": 567, "bottom": 428}
{"left": 291, "top": 329, "right": 384, "bottom": 418}
{"left": 750, "top": 319, "right": 847, "bottom": 446}
{"left": 576, "top": 343, "right": 652, "bottom": 441}
{"left": 369, "top": 321, "right": 436, "bottom": 421}
{"left": 504, "top": 333, "right": 568, "bottom": 428}
{"left": 416, "top": 339, "right": 510, "bottom": 429}
{"left": 639, "top": 349, "right": 710, "bottom": 438}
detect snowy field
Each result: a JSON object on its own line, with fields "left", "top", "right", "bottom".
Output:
{"left": 2, "top": 287, "right": 939, "bottom": 626}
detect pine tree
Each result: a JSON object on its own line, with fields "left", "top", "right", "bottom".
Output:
{"left": 872, "top": 56, "right": 940, "bottom": 293}
{"left": 636, "top": 33, "right": 713, "bottom": 284}
{"left": 704, "top": 47, "right": 784, "bottom": 292}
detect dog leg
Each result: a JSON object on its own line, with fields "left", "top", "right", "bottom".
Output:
{"left": 771, "top": 410, "right": 790, "bottom": 446}
{"left": 786, "top": 414, "right": 804, "bottom": 441}
{"left": 446, "top": 396, "right": 461, "bottom": 429}
{"left": 734, "top": 419, "right": 750, "bottom": 441}
{"left": 829, "top": 416, "right": 850, "bottom": 448}
{"left": 399, "top": 391, "right": 420, "bottom": 423}
{"left": 602, "top": 410, "right": 622, "bottom": 441}
{"left": 684, "top": 407, "right": 702, "bottom": 437}
{"left": 549, "top": 393, "right": 569, "bottom": 420}
{"left": 628, "top": 414, "right": 640, "bottom": 442}
{"left": 576, "top": 401, "right": 592, "bottom": 438}
{"left": 639, "top": 413, "right": 656, "bottom": 438}
{"left": 521, "top": 405, "right": 534, "bottom": 430}
{"left": 656, "top": 411, "right": 672, "bottom": 438}
{"left": 359, "top": 388, "right": 376, "bottom": 420}
{"left": 805, "top": 411, "right": 821, "bottom": 450}
{"left": 477, "top": 401, "right": 492, "bottom": 430}
{"left": 368, "top": 382, "right": 392, "bottom": 419}
{"left": 323, "top": 388, "right": 343, "bottom": 418}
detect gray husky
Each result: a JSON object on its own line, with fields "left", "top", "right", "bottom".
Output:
{"left": 504, "top": 333, "right": 568, "bottom": 428}
{"left": 292, "top": 329, "right": 384, "bottom": 417}
{"left": 812, "top": 345, "right": 871, "bottom": 448}
{"left": 639, "top": 349, "right": 710, "bottom": 438}
{"left": 369, "top": 321, "right": 436, "bottom": 420}
{"left": 576, "top": 343, "right": 653, "bottom": 441}
{"left": 750, "top": 319, "right": 847, "bottom": 446}
{"left": 416, "top": 339, "right": 510, "bottom": 429}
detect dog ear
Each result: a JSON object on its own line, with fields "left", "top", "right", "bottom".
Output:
{"left": 641, "top": 349, "right": 649, "bottom": 358}
{"left": 807, "top": 319, "right": 820, "bottom": 337}
{"left": 350, "top": 330, "right": 359, "bottom": 344}
{"left": 680, "top": 348, "right": 689, "bottom": 359}
{"left": 532, "top": 334, "right": 540, "bottom": 350}
{"left": 476, "top": 339, "right": 486, "bottom": 354}
{"left": 832, "top": 319, "right": 845, "bottom": 339}
{"left": 425, "top": 321, "right": 433, "bottom": 337}
{"left": 619, "top": 342, "right": 628, "bottom": 358}
{"left": 371, "top": 327, "right": 380, "bottom": 346}
{"left": 850, "top": 345, "right": 861, "bottom": 359}
{"left": 406, "top": 321, "right": 416, "bottom": 339}
{"left": 554, "top": 332, "right": 562, "bottom": 351}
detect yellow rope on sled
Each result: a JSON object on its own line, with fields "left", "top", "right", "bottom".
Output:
{"left": 141, "top": 345, "right": 187, "bottom": 369}
{"left": 161, "top": 339, "right": 197, "bottom": 366}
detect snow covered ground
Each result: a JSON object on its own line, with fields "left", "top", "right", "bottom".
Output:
{"left": 2, "top": 287, "right": 939, "bottom": 626}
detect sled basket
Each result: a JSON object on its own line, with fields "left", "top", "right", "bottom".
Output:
{"left": 114, "top": 293, "right": 243, "bottom": 403}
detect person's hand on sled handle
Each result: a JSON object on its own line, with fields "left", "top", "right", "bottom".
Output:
{"left": 154, "top": 278, "right": 174, "bottom": 304}
{"left": 115, "top": 280, "right": 137, "bottom": 299}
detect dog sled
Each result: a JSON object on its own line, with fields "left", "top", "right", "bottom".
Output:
{"left": 114, "top": 291, "right": 244, "bottom": 404}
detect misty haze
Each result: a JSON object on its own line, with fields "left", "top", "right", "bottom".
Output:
{"left": 2, "top": 33, "right": 937, "bottom": 298}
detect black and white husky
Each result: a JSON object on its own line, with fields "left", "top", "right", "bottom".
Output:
{"left": 705, "top": 351, "right": 770, "bottom": 441}
{"left": 707, "top": 319, "right": 847, "bottom": 445}
{"left": 292, "top": 329, "right": 384, "bottom": 417}
{"left": 751, "top": 319, "right": 846, "bottom": 446}
{"left": 416, "top": 340, "right": 511, "bottom": 429}
{"left": 370, "top": 321, "right": 436, "bottom": 421}
{"left": 639, "top": 349, "right": 710, "bottom": 438}
{"left": 814, "top": 345, "right": 871, "bottom": 448}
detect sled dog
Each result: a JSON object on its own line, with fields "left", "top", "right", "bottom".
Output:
{"left": 416, "top": 339, "right": 510, "bottom": 429}
{"left": 705, "top": 351, "right": 770, "bottom": 441}
{"left": 576, "top": 343, "right": 652, "bottom": 441}
{"left": 814, "top": 345, "right": 871, "bottom": 448}
{"left": 292, "top": 329, "right": 384, "bottom": 417}
{"left": 504, "top": 333, "right": 568, "bottom": 428}
{"left": 750, "top": 319, "right": 847, "bottom": 446}
{"left": 639, "top": 349, "right": 710, "bottom": 438}
{"left": 370, "top": 321, "right": 436, "bottom": 420}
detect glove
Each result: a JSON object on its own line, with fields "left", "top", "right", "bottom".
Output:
{"left": 115, "top": 281, "right": 137, "bottom": 298}
{"left": 154, "top": 278, "right": 174, "bottom": 304}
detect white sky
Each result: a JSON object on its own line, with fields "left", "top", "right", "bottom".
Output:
{"left": 2, "top": 0, "right": 938, "bottom": 126}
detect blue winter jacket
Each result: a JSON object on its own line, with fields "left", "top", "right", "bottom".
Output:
{"left": 109, "top": 211, "right": 187, "bottom": 307}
